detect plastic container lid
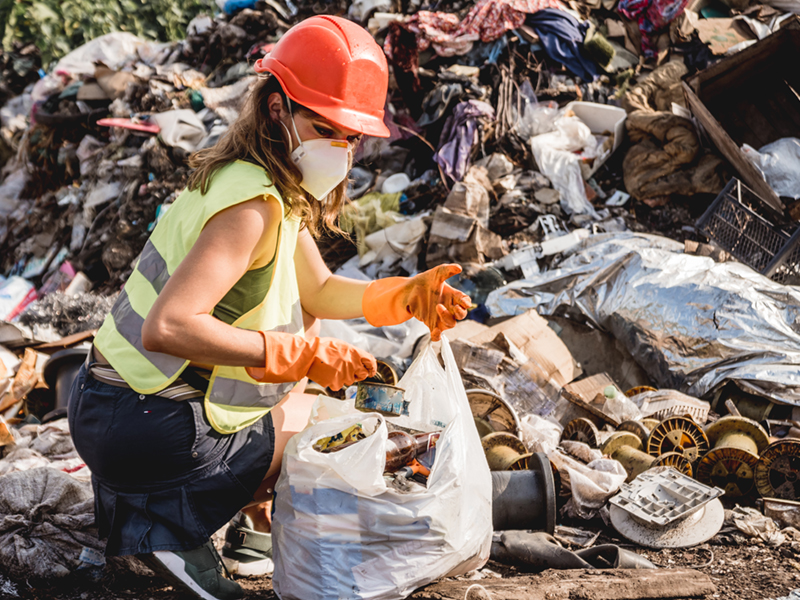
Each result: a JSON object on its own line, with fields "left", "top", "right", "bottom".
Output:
{"left": 381, "top": 173, "right": 411, "bottom": 194}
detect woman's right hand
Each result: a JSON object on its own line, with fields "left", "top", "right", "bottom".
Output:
{"left": 246, "top": 332, "right": 376, "bottom": 391}
{"left": 306, "top": 338, "right": 377, "bottom": 391}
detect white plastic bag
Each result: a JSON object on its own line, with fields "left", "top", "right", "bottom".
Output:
{"left": 548, "top": 449, "right": 626, "bottom": 520}
{"left": 519, "top": 414, "right": 562, "bottom": 454}
{"left": 530, "top": 114, "right": 600, "bottom": 219}
{"left": 272, "top": 336, "right": 493, "bottom": 600}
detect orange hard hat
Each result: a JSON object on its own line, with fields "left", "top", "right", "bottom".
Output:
{"left": 254, "top": 16, "right": 390, "bottom": 138}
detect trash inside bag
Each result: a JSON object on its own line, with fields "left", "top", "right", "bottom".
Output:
{"left": 272, "top": 336, "right": 492, "bottom": 600}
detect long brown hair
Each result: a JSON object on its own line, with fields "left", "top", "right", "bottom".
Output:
{"left": 187, "top": 75, "right": 348, "bottom": 237}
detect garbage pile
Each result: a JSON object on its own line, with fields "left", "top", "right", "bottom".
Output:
{"left": 3, "top": 0, "right": 800, "bottom": 596}
{"left": 4, "top": 0, "right": 790, "bottom": 309}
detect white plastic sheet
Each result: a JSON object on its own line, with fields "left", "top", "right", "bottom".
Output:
{"left": 742, "top": 138, "right": 800, "bottom": 199}
{"left": 519, "top": 414, "right": 562, "bottom": 454}
{"left": 272, "top": 336, "right": 492, "bottom": 600}
{"left": 54, "top": 32, "right": 167, "bottom": 77}
{"left": 549, "top": 448, "right": 627, "bottom": 520}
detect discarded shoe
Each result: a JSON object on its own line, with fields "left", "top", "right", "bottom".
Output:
{"left": 137, "top": 540, "right": 243, "bottom": 600}
{"left": 221, "top": 512, "right": 274, "bottom": 576}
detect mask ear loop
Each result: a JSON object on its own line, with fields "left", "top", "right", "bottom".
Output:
{"left": 284, "top": 96, "right": 305, "bottom": 162}
{"left": 279, "top": 120, "right": 294, "bottom": 154}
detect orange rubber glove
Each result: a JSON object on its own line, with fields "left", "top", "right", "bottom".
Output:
{"left": 362, "top": 264, "right": 472, "bottom": 341}
{"left": 245, "top": 331, "right": 377, "bottom": 391}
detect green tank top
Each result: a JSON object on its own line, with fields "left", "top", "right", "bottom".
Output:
{"left": 213, "top": 258, "right": 276, "bottom": 325}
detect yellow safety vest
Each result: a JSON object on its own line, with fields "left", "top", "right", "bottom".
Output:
{"left": 94, "top": 160, "right": 304, "bottom": 434}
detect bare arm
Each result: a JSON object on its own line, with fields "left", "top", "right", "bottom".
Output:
{"left": 140, "top": 196, "right": 282, "bottom": 367}
{"left": 294, "top": 228, "right": 369, "bottom": 320}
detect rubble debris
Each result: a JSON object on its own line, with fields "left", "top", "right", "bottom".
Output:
{"left": 491, "top": 530, "right": 656, "bottom": 570}
{"left": 550, "top": 444, "right": 627, "bottom": 519}
{"left": 762, "top": 497, "right": 800, "bottom": 529}
{"left": 723, "top": 505, "right": 793, "bottom": 546}
{"left": 18, "top": 292, "right": 115, "bottom": 338}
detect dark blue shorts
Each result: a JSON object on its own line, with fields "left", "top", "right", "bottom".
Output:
{"left": 67, "top": 364, "right": 275, "bottom": 556}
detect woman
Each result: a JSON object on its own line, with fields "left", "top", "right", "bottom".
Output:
{"left": 67, "top": 15, "right": 470, "bottom": 600}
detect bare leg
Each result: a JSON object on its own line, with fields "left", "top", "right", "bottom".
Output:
{"left": 241, "top": 310, "right": 320, "bottom": 533}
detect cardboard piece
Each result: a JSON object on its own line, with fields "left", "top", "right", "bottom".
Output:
{"left": 76, "top": 82, "right": 109, "bottom": 100}
{"left": 426, "top": 207, "right": 505, "bottom": 266}
{"left": 95, "top": 66, "right": 139, "bottom": 100}
{"left": 0, "top": 419, "right": 13, "bottom": 446}
{"left": 606, "top": 18, "right": 627, "bottom": 39}
{"left": 447, "top": 319, "right": 489, "bottom": 341}
{"left": 563, "top": 373, "right": 618, "bottom": 405}
{"left": 0, "top": 348, "right": 38, "bottom": 413}
{"left": 469, "top": 310, "right": 577, "bottom": 391}
{"left": 693, "top": 17, "right": 755, "bottom": 55}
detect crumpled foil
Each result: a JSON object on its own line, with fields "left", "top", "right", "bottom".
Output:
{"left": 486, "top": 232, "right": 800, "bottom": 405}
{"left": 18, "top": 292, "right": 116, "bottom": 337}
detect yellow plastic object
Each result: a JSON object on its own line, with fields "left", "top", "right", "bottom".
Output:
{"left": 756, "top": 440, "right": 800, "bottom": 500}
{"left": 625, "top": 386, "right": 657, "bottom": 398}
{"left": 696, "top": 416, "right": 770, "bottom": 497}
{"left": 647, "top": 415, "right": 709, "bottom": 462}
{"left": 482, "top": 432, "right": 531, "bottom": 471}
{"left": 561, "top": 418, "right": 601, "bottom": 447}
{"left": 314, "top": 423, "right": 366, "bottom": 452}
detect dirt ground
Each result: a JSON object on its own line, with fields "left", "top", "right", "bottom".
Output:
{"left": 6, "top": 535, "right": 800, "bottom": 600}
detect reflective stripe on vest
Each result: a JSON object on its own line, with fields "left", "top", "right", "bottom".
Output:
{"left": 110, "top": 287, "right": 186, "bottom": 379}
{"left": 206, "top": 298, "right": 304, "bottom": 410}
{"left": 108, "top": 240, "right": 185, "bottom": 380}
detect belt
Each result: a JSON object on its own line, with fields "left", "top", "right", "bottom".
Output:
{"left": 86, "top": 345, "right": 208, "bottom": 400}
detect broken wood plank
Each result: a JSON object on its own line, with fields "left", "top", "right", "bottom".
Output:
{"left": 34, "top": 329, "right": 96, "bottom": 351}
{"left": 682, "top": 81, "right": 784, "bottom": 212}
{"left": 411, "top": 568, "right": 715, "bottom": 600}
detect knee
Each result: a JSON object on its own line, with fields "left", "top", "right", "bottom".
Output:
{"left": 302, "top": 309, "right": 320, "bottom": 340}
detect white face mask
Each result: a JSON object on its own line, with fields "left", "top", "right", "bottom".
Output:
{"left": 281, "top": 98, "right": 351, "bottom": 203}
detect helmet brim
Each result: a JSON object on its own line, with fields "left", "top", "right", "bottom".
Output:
{"left": 292, "top": 100, "right": 391, "bottom": 139}
{"left": 256, "top": 57, "right": 391, "bottom": 138}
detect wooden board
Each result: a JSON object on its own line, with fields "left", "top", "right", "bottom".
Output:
{"left": 683, "top": 81, "right": 783, "bottom": 212}
{"left": 411, "top": 568, "right": 715, "bottom": 600}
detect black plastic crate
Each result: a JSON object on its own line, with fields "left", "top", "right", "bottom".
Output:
{"left": 696, "top": 179, "right": 800, "bottom": 285}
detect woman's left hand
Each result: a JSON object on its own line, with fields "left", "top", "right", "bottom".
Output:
{"left": 362, "top": 264, "right": 472, "bottom": 341}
